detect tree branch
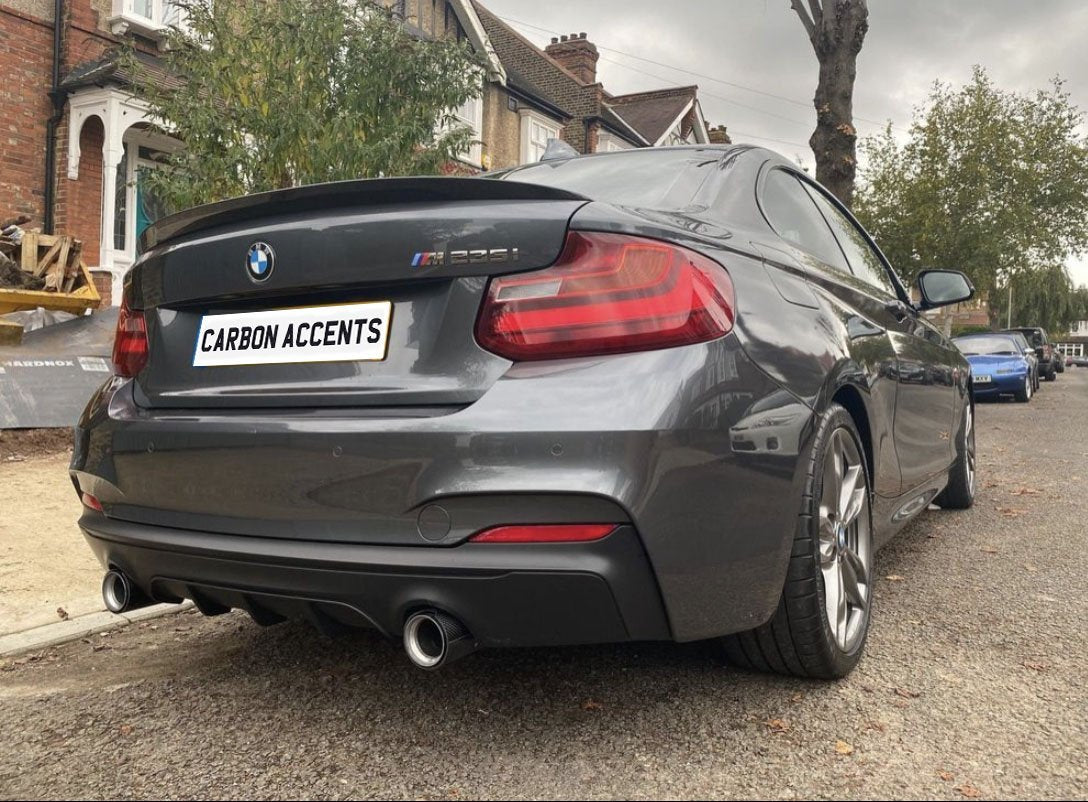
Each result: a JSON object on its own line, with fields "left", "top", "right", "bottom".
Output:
{"left": 789, "top": 0, "right": 817, "bottom": 42}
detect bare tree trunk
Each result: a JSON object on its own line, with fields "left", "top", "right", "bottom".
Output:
{"left": 790, "top": 0, "right": 869, "bottom": 208}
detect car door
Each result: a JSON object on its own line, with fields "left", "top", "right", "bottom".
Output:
{"left": 754, "top": 166, "right": 902, "bottom": 498}
{"left": 799, "top": 180, "right": 959, "bottom": 490}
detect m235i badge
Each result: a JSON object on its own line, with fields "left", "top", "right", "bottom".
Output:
{"left": 411, "top": 248, "right": 519, "bottom": 268}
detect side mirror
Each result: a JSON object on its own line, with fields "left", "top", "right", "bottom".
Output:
{"left": 917, "top": 270, "right": 974, "bottom": 309}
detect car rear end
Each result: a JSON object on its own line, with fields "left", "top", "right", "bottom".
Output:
{"left": 72, "top": 171, "right": 803, "bottom": 658}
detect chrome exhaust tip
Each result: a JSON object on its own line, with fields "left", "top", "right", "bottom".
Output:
{"left": 101, "top": 570, "right": 152, "bottom": 614}
{"left": 403, "top": 610, "right": 475, "bottom": 670}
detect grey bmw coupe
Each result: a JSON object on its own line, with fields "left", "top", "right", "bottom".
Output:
{"left": 72, "top": 145, "right": 977, "bottom": 678}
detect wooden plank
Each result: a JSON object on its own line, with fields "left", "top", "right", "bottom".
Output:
{"left": 0, "top": 318, "right": 23, "bottom": 346}
{"left": 35, "top": 238, "right": 63, "bottom": 276}
{"left": 19, "top": 231, "right": 38, "bottom": 272}
{"left": 63, "top": 241, "right": 83, "bottom": 292}
{"left": 36, "top": 233, "right": 58, "bottom": 248}
{"left": 56, "top": 237, "right": 72, "bottom": 282}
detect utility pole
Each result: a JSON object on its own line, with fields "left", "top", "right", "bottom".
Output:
{"left": 1007, "top": 282, "right": 1013, "bottom": 328}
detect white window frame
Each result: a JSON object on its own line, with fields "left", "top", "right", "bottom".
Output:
{"left": 453, "top": 92, "right": 483, "bottom": 169}
{"left": 597, "top": 131, "right": 634, "bottom": 153}
{"left": 109, "top": 0, "right": 187, "bottom": 43}
{"left": 519, "top": 110, "right": 561, "bottom": 164}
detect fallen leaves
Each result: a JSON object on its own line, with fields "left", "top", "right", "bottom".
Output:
{"left": 894, "top": 687, "right": 921, "bottom": 699}
{"left": 1022, "top": 660, "right": 1048, "bottom": 672}
{"left": 834, "top": 740, "right": 854, "bottom": 756}
{"left": 938, "top": 770, "right": 955, "bottom": 781}
{"left": 765, "top": 718, "right": 790, "bottom": 734}
{"left": 956, "top": 782, "right": 982, "bottom": 798}
{"left": 885, "top": 574, "right": 905, "bottom": 582}
{"left": 997, "top": 507, "right": 1027, "bottom": 517}
{"left": 580, "top": 699, "right": 603, "bottom": 712}
{"left": 980, "top": 547, "right": 1000, "bottom": 554}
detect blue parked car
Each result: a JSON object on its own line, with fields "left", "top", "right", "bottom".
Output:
{"left": 953, "top": 333, "right": 1034, "bottom": 402}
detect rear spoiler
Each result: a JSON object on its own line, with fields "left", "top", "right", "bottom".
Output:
{"left": 141, "top": 177, "right": 589, "bottom": 251}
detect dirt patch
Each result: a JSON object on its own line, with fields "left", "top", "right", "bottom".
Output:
{"left": 0, "top": 428, "right": 73, "bottom": 461}
{"left": 0, "top": 452, "right": 100, "bottom": 633}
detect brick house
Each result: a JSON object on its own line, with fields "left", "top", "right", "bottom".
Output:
{"left": 473, "top": 1, "right": 711, "bottom": 166}
{"left": 0, "top": 0, "right": 504, "bottom": 305}
{"left": 2, "top": 0, "right": 713, "bottom": 307}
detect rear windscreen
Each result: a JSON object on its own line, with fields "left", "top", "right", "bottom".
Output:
{"left": 495, "top": 149, "right": 721, "bottom": 210}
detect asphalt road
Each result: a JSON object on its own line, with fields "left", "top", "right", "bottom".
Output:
{"left": 2, "top": 370, "right": 1086, "bottom": 800}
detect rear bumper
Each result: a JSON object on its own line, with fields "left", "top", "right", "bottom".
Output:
{"left": 71, "top": 337, "right": 814, "bottom": 642}
{"left": 80, "top": 513, "right": 670, "bottom": 647}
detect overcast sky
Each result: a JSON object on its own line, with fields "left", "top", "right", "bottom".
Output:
{"left": 481, "top": 0, "right": 1088, "bottom": 286}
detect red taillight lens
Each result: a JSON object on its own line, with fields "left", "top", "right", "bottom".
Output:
{"left": 475, "top": 232, "right": 734, "bottom": 361}
{"left": 81, "top": 492, "right": 104, "bottom": 512}
{"left": 112, "top": 295, "right": 148, "bottom": 377}
{"left": 468, "top": 523, "right": 617, "bottom": 544}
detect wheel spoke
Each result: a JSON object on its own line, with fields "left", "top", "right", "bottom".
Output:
{"left": 818, "top": 516, "right": 837, "bottom": 565}
{"left": 822, "top": 558, "right": 845, "bottom": 648}
{"left": 839, "top": 462, "right": 862, "bottom": 520}
{"left": 843, "top": 484, "right": 865, "bottom": 526}
{"left": 841, "top": 547, "right": 868, "bottom": 608}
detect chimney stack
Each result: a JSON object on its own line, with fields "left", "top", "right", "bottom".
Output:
{"left": 544, "top": 32, "right": 599, "bottom": 85}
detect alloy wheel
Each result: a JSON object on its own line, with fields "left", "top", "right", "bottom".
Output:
{"left": 818, "top": 427, "right": 872, "bottom": 652}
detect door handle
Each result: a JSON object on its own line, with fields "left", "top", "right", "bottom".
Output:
{"left": 884, "top": 300, "right": 912, "bottom": 321}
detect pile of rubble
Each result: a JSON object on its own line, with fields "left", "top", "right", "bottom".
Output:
{"left": 0, "top": 215, "right": 87, "bottom": 293}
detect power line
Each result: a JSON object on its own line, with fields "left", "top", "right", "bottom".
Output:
{"left": 499, "top": 14, "right": 904, "bottom": 134}
{"left": 597, "top": 54, "right": 815, "bottom": 131}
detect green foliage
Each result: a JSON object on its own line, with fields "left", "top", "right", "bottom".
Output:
{"left": 950, "top": 323, "right": 993, "bottom": 337}
{"left": 854, "top": 67, "right": 1088, "bottom": 297}
{"left": 990, "top": 265, "right": 1088, "bottom": 334}
{"left": 123, "top": 0, "right": 485, "bottom": 210}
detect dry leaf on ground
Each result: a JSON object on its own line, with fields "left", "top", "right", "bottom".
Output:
{"left": 834, "top": 740, "right": 854, "bottom": 755}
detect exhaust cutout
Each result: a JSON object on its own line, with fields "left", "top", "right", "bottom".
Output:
{"left": 403, "top": 610, "right": 476, "bottom": 670}
{"left": 101, "top": 570, "right": 152, "bottom": 614}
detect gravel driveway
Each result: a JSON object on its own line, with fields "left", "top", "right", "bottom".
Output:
{"left": 2, "top": 371, "right": 1086, "bottom": 800}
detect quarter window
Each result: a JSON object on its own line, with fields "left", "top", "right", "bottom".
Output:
{"left": 760, "top": 169, "right": 850, "bottom": 273}
{"left": 801, "top": 182, "right": 897, "bottom": 296}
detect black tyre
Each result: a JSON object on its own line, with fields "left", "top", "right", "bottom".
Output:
{"left": 1045, "top": 365, "right": 1057, "bottom": 381}
{"left": 934, "top": 398, "right": 976, "bottom": 510}
{"left": 722, "top": 403, "right": 872, "bottom": 679}
{"left": 1014, "top": 374, "right": 1032, "bottom": 403}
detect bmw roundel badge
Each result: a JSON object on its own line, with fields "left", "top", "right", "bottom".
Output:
{"left": 246, "top": 242, "right": 274, "bottom": 282}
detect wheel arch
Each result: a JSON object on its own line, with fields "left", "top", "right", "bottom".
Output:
{"left": 830, "top": 382, "right": 875, "bottom": 490}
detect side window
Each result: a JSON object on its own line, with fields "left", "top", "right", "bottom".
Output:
{"left": 760, "top": 169, "right": 850, "bottom": 274}
{"left": 801, "top": 182, "right": 897, "bottom": 296}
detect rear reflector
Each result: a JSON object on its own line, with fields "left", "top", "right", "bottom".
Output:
{"left": 81, "top": 492, "right": 104, "bottom": 512}
{"left": 468, "top": 523, "right": 617, "bottom": 544}
{"left": 112, "top": 294, "right": 148, "bottom": 377}
{"left": 476, "top": 231, "right": 734, "bottom": 361}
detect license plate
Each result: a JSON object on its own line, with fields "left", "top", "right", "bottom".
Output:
{"left": 193, "top": 301, "right": 392, "bottom": 367}
{"left": 973, "top": 374, "right": 991, "bottom": 384}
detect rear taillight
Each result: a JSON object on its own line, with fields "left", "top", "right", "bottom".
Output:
{"left": 112, "top": 295, "right": 148, "bottom": 377}
{"left": 81, "top": 492, "right": 104, "bottom": 512}
{"left": 475, "top": 232, "right": 734, "bottom": 361}
{"left": 468, "top": 524, "right": 617, "bottom": 544}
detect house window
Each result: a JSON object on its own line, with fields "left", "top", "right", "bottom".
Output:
{"left": 597, "top": 132, "right": 633, "bottom": 153}
{"left": 520, "top": 112, "right": 561, "bottom": 164}
{"left": 109, "top": 0, "right": 185, "bottom": 39}
{"left": 453, "top": 90, "right": 483, "bottom": 168}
